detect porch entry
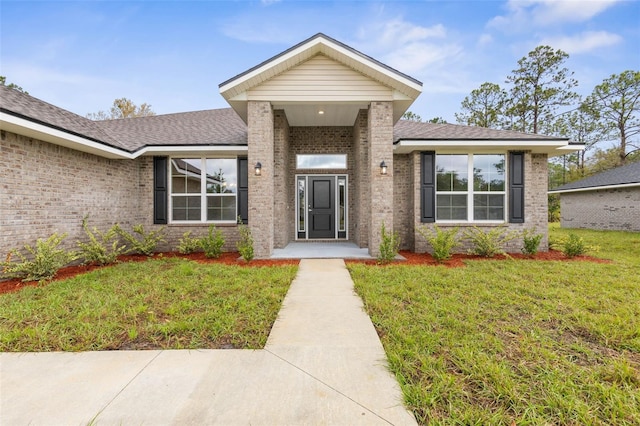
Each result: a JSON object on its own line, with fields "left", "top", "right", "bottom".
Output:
{"left": 296, "top": 175, "right": 347, "bottom": 240}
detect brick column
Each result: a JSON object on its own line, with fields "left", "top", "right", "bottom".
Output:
{"left": 273, "top": 110, "right": 290, "bottom": 248}
{"left": 367, "top": 101, "right": 394, "bottom": 257}
{"left": 352, "top": 109, "right": 369, "bottom": 248}
{"left": 247, "top": 101, "right": 274, "bottom": 258}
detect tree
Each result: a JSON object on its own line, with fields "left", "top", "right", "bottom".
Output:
{"left": 87, "top": 97, "right": 155, "bottom": 120}
{"left": 551, "top": 101, "right": 607, "bottom": 176}
{"left": 505, "top": 46, "right": 578, "bottom": 134}
{"left": 584, "top": 70, "right": 640, "bottom": 165}
{"left": 455, "top": 82, "right": 507, "bottom": 128}
{"left": 402, "top": 111, "right": 423, "bottom": 122}
{"left": 427, "top": 117, "right": 448, "bottom": 124}
{"left": 0, "top": 76, "right": 28, "bottom": 94}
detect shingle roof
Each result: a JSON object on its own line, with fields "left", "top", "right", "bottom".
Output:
{"left": 0, "top": 85, "right": 246, "bottom": 152}
{"left": 393, "top": 119, "right": 567, "bottom": 141}
{"left": 551, "top": 161, "right": 640, "bottom": 192}
{"left": 2, "top": 84, "right": 572, "bottom": 154}
{"left": 0, "top": 84, "right": 123, "bottom": 149}
{"left": 94, "top": 109, "right": 247, "bottom": 151}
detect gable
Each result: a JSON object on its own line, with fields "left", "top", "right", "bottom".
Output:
{"left": 220, "top": 33, "right": 422, "bottom": 125}
{"left": 247, "top": 54, "right": 395, "bottom": 103}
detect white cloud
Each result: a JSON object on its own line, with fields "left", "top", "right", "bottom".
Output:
{"left": 489, "top": 0, "right": 621, "bottom": 30}
{"left": 261, "top": 0, "right": 281, "bottom": 4}
{"left": 540, "top": 30, "right": 622, "bottom": 54}
{"left": 355, "top": 18, "right": 460, "bottom": 75}
{"left": 477, "top": 33, "right": 493, "bottom": 48}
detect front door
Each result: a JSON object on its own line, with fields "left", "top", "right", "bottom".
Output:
{"left": 308, "top": 176, "right": 335, "bottom": 239}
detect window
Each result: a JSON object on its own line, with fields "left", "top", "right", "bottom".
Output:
{"left": 170, "top": 158, "right": 237, "bottom": 223}
{"left": 436, "top": 154, "right": 505, "bottom": 222}
{"left": 296, "top": 154, "right": 347, "bottom": 169}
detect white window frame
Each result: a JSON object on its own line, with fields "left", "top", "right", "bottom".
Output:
{"left": 296, "top": 154, "right": 347, "bottom": 170}
{"left": 436, "top": 153, "right": 507, "bottom": 223}
{"left": 169, "top": 157, "right": 238, "bottom": 224}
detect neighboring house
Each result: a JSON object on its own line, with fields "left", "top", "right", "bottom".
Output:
{"left": 0, "top": 34, "right": 582, "bottom": 258}
{"left": 550, "top": 161, "right": 640, "bottom": 232}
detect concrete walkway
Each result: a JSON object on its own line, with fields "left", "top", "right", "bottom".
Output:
{"left": 272, "top": 242, "right": 374, "bottom": 259}
{"left": 1, "top": 259, "right": 417, "bottom": 425}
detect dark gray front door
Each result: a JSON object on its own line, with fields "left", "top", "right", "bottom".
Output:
{"left": 308, "top": 176, "right": 335, "bottom": 239}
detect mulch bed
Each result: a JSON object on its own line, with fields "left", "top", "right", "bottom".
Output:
{"left": 0, "top": 252, "right": 298, "bottom": 296}
{"left": 1, "top": 250, "right": 609, "bottom": 295}
{"left": 345, "top": 249, "right": 611, "bottom": 267}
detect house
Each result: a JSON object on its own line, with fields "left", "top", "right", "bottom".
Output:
{"left": 549, "top": 161, "right": 640, "bottom": 232}
{"left": 0, "top": 34, "right": 582, "bottom": 259}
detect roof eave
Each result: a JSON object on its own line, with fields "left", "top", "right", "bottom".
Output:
{"left": 549, "top": 182, "right": 640, "bottom": 194}
{"left": 393, "top": 139, "right": 583, "bottom": 156}
{"left": 0, "top": 111, "right": 133, "bottom": 160}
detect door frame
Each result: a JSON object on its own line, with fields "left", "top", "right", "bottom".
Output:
{"left": 295, "top": 174, "right": 348, "bottom": 240}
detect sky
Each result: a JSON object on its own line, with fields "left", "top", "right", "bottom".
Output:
{"left": 1, "top": 0, "right": 639, "bottom": 123}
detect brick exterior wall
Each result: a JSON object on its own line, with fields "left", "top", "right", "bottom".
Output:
{"left": 353, "top": 109, "right": 369, "bottom": 248}
{"left": 0, "top": 130, "right": 142, "bottom": 259}
{"left": 0, "top": 131, "right": 241, "bottom": 260}
{"left": 560, "top": 187, "right": 640, "bottom": 231}
{"left": 247, "top": 101, "right": 275, "bottom": 258}
{"left": 412, "top": 151, "right": 550, "bottom": 254}
{"left": 367, "top": 102, "right": 394, "bottom": 257}
{"left": 393, "top": 154, "right": 414, "bottom": 251}
{"left": 274, "top": 110, "right": 291, "bottom": 248}
{"left": 2, "top": 121, "right": 555, "bottom": 260}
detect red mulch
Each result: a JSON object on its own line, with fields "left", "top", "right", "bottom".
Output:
{"left": 0, "top": 252, "right": 298, "bottom": 295}
{"left": 1, "top": 249, "right": 609, "bottom": 296}
{"left": 345, "top": 249, "right": 611, "bottom": 267}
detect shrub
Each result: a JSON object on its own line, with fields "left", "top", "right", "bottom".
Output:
{"left": 556, "top": 233, "right": 599, "bottom": 258}
{"left": 521, "top": 228, "right": 544, "bottom": 256}
{"left": 237, "top": 219, "right": 254, "bottom": 262}
{"left": 377, "top": 222, "right": 400, "bottom": 264}
{"left": 464, "top": 226, "right": 517, "bottom": 257}
{"left": 177, "top": 231, "right": 202, "bottom": 254}
{"left": 1, "top": 233, "right": 78, "bottom": 281}
{"left": 417, "top": 225, "right": 460, "bottom": 262}
{"left": 201, "top": 225, "right": 225, "bottom": 258}
{"left": 116, "top": 224, "right": 165, "bottom": 256}
{"left": 77, "top": 216, "right": 126, "bottom": 265}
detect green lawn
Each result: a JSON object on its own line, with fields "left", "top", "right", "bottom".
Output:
{"left": 0, "top": 258, "right": 297, "bottom": 351}
{"left": 349, "top": 225, "right": 640, "bottom": 425}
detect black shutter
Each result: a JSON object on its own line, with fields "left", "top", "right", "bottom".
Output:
{"left": 509, "top": 152, "right": 525, "bottom": 223}
{"left": 421, "top": 151, "right": 436, "bottom": 223}
{"left": 237, "top": 157, "right": 248, "bottom": 224}
{"left": 153, "top": 156, "right": 168, "bottom": 224}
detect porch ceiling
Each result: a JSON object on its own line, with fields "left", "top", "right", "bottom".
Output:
{"left": 274, "top": 102, "right": 368, "bottom": 127}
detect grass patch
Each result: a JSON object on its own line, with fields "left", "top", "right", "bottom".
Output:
{"left": 0, "top": 258, "right": 297, "bottom": 351}
{"left": 349, "top": 225, "right": 640, "bottom": 425}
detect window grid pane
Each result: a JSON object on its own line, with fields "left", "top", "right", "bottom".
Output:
{"left": 207, "top": 195, "right": 236, "bottom": 221}
{"left": 436, "top": 194, "right": 468, "bottom": 221}
{"left": 171, "top": 196, "right": 201, "bottom": 221}
{"left": 171, "top": 159, "right": 202, "bottom": 194}
{"left": 473, "top": 154, "right": 505, "bottom": 192}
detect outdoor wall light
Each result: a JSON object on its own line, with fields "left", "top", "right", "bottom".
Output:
{"left": 380, "top": 161, "right": 388, "bottom": 175}
{"left": 255, "top": 162, "right": 262, "bottom": 176}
